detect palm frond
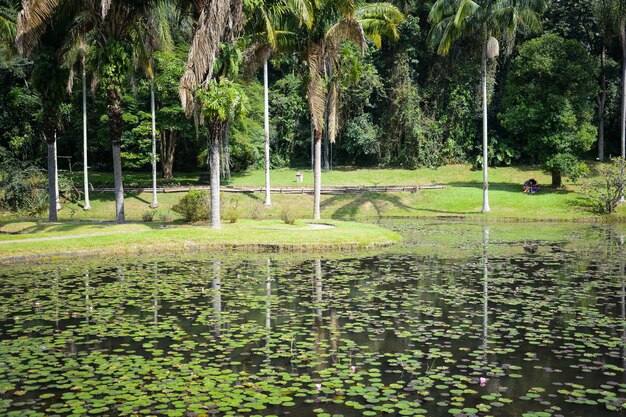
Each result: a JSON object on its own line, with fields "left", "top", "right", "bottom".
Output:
{"left": 428, "top": 0, "right": 459, "bottom": 24}
{"left": 356, "top": 2, "right": 403, "bottom": 44}
{"left": 179, "top": 0, "right": 232, "bottom": 115}
{"left": 325, "top": 17, "right": 366, "bottom": 53}
{"left": 453, "top": 0, "right": 479, "bottom": 27}
{"left": 242, "top": 40, "right": 272, "bottom": 79}
{"left": 16, "top": 0, "right": 62, "bottom": 56}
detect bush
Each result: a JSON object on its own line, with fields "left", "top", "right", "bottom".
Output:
{"left": 19, "top": 191, "right": 48, "bottom": 218}
{"left": 142, "top": 210, "right": 156, "bottom": 222}
{"left": 581, "top": 158, "right": 626, "bottom": 214}
{"left": 158, "top": 210, "right": 174, "bottom": 223}
{"left": 249, "top": 199, "right": 266, "bottom": 220}
{"left": 222, "top": 196, "right": 242, "bottom": 223}
{"left": 171, "top": 191, "right": 211, "bottom": 222}
{"left": 0, "top": 157, "right": 46, "bottom": 212}
{"left": 280, "top": 203, "right": 297, "bottom": 225}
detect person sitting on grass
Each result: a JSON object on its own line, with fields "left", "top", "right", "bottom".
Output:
{"left": 522, "top": 179, "right": 540, "bottom": 194}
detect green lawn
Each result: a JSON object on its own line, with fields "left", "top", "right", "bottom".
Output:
{"left": 75, "top": 164, "right": 556, "bottom": 188}
{"left": 0, "top": 219, "right": 400, "bottom": 260}
{"left": 43, "top": 164, "right": 626, "bottom": 222}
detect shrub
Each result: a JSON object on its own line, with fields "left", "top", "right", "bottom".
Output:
{"left": 142, "top": 210, "right": 156, "bottom": 222}
{"left": 280, "top": 203, "right": 297, "bottom": 225}
{"left": 19, "top": 191, "right": 48, "bottom": 218}
{"left": 249, "top": 199, "right": 266, "bottom": 220}
{"left": 581, "top": 158, "right": 626, "bottom": 214}
{"left": 0, "top": 157, "right": 46, "bottom": 212}
{"left": 222, "top": 196, "right": 242, "bottom": 223}
{"left": 171, "top": 191, "right": 210, "bottom": 222}
{"left": 158, "top": 210, "right": 174, "bottom": 223}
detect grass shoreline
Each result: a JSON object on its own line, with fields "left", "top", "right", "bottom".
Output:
{"left": 0, "top": 219, "right": 401, "bottom": 263}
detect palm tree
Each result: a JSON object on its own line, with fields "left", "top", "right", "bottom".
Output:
{"left": 178, "top": 0, "right": 245, "bottom": 228}
{"left": 303, "top": 0, "right": 403, "bottom": 220}
{"left": 429, "top": 0, "right": 545, "bottom": 212}
{"left": 244, "top": 0, "right": 304, "bottom": 207}
{"left": 593, "top": 0, "right": 614, "bottom": 162}
{"left": 135, "top": 1, "right": 176, "bottom": 209}
{"left": 17, "top": 2, "right": 71, "bottom": 222}
{"left": 0, "top": 0, "right": 18, "bottom": 58}
{"left": 19, "top": 0, "right": 170, "bottom": 223}
{"left": 617, "top": 0, "right": 626, "bottom": 160}
{"left": 196, "top": 78, "right": 249, "bottom": 229}
{"left": 64, "top": 35, "right": 92, "bottom": 210}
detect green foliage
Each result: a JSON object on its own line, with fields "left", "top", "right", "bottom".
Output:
{"left": 121, "top": 110, "right": 153, "bottom": 169}
{"left": 171, "top": 190, "right": 211, "bottom": 222}
{"left": 229, "top": 81, "right": 263, "bottom": 172}
{"left": 341, "top": 114, "right": 380, "bottom": 165}
{"left": 581, "top": 158, "right": 626, "bottom": 214}
{"left": 280, "top": 202, "right": 297, "bottom": 225}
{"left": 196, "top": 78, "right": 250, "bottom": 123}
{"left": 222, "top": 196, "right": 242, "bottom": 223}
{"left": 0, "top": 153, "right": 46, "bottom": 214}
{"left": 269, "top": 73, "right": 308, "bottom": 166}
{"left": 500, "top": 34, "right": 598, "bottom": 182}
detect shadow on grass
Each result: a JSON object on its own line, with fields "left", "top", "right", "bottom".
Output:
{"left": 449, "top": 181, "right": 575, "bottom": 195}
{"left": 321, "top": 192, "right": 416, "bottom": 219}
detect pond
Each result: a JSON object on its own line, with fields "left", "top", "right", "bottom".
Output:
{"left": 1, "top": 220, "right": 626, "bottom": 417}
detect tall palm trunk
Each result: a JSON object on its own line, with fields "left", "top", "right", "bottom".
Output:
{"left": 209, "top": 119, "right": 225, "bottom": 229}
{"left": 107, "top": 83, "right": 125, "bottom": 223}
{"left": 47, "top": 141, "right": 58, "bottom": 222}
{"left": 264, "top": 58, "right": 271, "bottom": 206}
{"left": 481, "top": 43, "right": 490, "bottom": 213}
{"left": 150, "top": 78, "right": 158, "bottom": 208}
{"left": 54, "top": 139, "right": 60, "bottom": 211}
{"left": 313, "top": 131, "right": 322, "bottom": 220}
{"left": 620, "top": 20, "right": 626, "bottom": 160}
{"left": 82, "top": 65, "right": 91, "bottom": 210}
{"left": 598, "top": 47, "right": 607, "bottom": 161}
{"left": 311, "top": 120, "right": 315, "bottom": 169}
{"left": 619, "top": 21, "right": 626, "bottom": 203}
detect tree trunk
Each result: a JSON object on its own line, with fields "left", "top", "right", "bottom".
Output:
{"left": 311, "top": 120, "right": 314, "bottom": 169}
{"left": 82, "top": 65, "right": 91, "bottom": 210}
{"left": 598, "top": 46, "right": 607, "bottom": 161}
{"left": 619, "top": 17, "right": 626, "bottom": 203}
{"left": 209, "top": 120, "right": 224, "bottom": 229}
{"left": 47, "top": 142, "right": 58, "bottom": 222}
{"left": 150, "top": 78, "right": 158, "bottom": 208}
{"left": 159, "top": 131, "right": 176, "bottom": 180}
{"left": 53, "top": 138, "right": 60, "bottom": 211}
{"left": 481, "top": 43, "right": 491, "bottom": 213}
{"left": 620, "top": 18, "right": 626, "bottom": 158}
{"left": 313, "top": 130, "right": 322, "bottom": 220}
{"left": 107, "top": 84, "right": 125, "bottom": 223}
{"left": 220, "top": 128, "right": 230, "bottom": 181}
{"left": 551, "top": 170, "right": 562, "bottom": 188}
{"left": 264, "top": 58, "right": 271, "bottom": 206}
{"left": 323, "top": 128, "right": 330, "bottom": 172}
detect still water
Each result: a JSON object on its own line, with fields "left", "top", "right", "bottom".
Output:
{"left": 1, "top": 221, "right": 625, "bottom": 417}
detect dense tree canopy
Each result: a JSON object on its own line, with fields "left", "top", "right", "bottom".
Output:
{"left": 500, "top": 33, "right": 598, "bottom": 187}
{"left": 1, "top": 0, "right": 626, "bottom": 203}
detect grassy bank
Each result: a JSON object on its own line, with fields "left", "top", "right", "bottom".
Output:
{"left": 0, "top": 219, "right": 401, "bottom": 261}
{"left": 23, "top": 164, "right": 625, "bottom": 222}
